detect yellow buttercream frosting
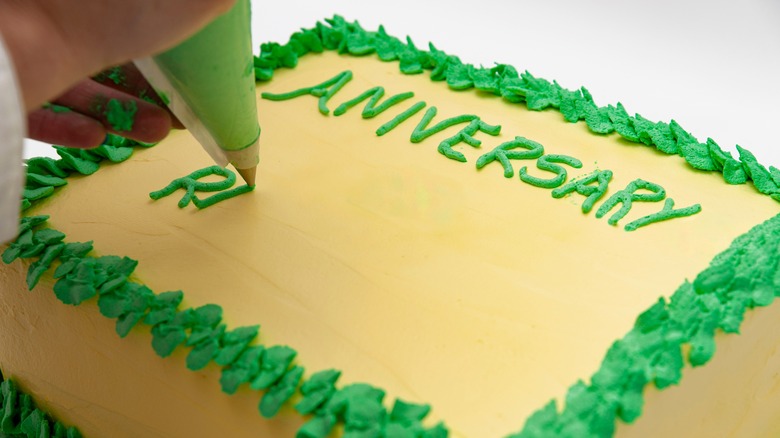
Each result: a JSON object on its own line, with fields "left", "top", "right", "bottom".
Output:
{"left": 1, "top": 51, "right": 780, "bottom": 437}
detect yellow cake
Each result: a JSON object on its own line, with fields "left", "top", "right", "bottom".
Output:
{"left": 2, "top": 17, "right": 780, "bottom": 438}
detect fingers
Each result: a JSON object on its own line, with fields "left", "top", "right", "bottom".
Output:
{"left": 52, "top": 79, "right": 173, "bottom": 144}
{"left": 27, "top": 107, "right": 107, "bottom": 149}
{"left": 93, "top": 63, "right": 184, "bottom": 129}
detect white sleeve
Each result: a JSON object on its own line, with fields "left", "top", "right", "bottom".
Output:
{"left": 0, "top": 34, "right": 26, "bottom": 244}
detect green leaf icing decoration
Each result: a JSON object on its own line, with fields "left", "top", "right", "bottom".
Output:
{"left": 27, "top": 242, "right": 64, "bottom": 289}
{"left": 149, "top": 165, "right": 254, "bottom": 209}
{"left": 215, "top": 325, "right": 260, "bottom": 366}
{"left": 187, "top": 324, "right": 226, "bottom": 371}
{"left": 250, "top": 345, "right": 297, "bottom": 390}
{"left": 25, "top": 157, "right": 68, "bottom": 178}
{"left": 220, "top": 345, "right": 265, "bottom": 394}
{"left": 296, "top": 369, "right": 341, "bottom": 415}
{"left": 260, "top": 365, "right": 304, "bottom": 418}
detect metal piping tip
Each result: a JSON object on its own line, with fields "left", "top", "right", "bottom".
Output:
{"left": 236, "top": 166, "right": 257, "bottom": 187}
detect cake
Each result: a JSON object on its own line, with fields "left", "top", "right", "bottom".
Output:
{"left": 3, "top": 15, "right": 780, "bottom": 438}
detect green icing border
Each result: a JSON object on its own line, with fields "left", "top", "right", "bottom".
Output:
{"left": 4, "top": 15, "right": 780, "bottom": 438}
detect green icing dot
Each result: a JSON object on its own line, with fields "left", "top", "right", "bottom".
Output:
{"left": 54, "top": 147, "right": 101, "bottom": 175}
{"left": 151, "top": 319, "right": 188, "bottom": 358}
{"left": 26, "top": 172, "right": 67, "bottom": 189}
{"left": 25, "top": 157, "right": 68, "bottom": 178}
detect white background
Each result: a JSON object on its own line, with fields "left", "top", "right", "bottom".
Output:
{"left": 24, "top": 0, "right": 780, "bottom": 168}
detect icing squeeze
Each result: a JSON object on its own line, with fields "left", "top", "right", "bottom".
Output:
{"left": 263, "top": 71, "right": 701, "bottom": 231}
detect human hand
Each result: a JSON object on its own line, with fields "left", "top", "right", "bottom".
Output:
{"left": 0, "top": 0, "right": 236, "bottom": 147}
{"left": 27, "top": 63, "right": 185, "bottom": 148}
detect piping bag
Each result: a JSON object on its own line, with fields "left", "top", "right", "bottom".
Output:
{"left": 134, "top": 0, "right": 260, "bottom": 185}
